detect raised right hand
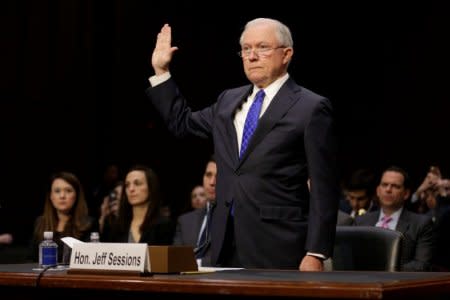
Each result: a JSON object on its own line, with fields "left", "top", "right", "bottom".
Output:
{"left": 0, "top": 233, "right": 13, "bottom": 245}
{"left": 151, "top": 24, "right": 179, "bottom": 75}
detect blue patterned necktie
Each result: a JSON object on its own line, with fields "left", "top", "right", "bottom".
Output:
{"left": 240, "top": 89, "right": 265, "bottom": 158}
{"left": 232, "top": 90, "right": 265, "bottom": 216}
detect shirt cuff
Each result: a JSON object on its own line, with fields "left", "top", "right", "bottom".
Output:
{"left": 149, "top": 72, "right": 171, "bottom": 87}
{"left": 306, "top": 252, "right": 326, "bottom": 260}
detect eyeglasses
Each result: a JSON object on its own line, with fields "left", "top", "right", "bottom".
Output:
{"left": 237, "top": 45, "right": 286, "bottom": 58}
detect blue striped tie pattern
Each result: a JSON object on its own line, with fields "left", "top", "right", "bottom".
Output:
{"left": 240, "top": 89, "right": 265, "bottom": 158}
{"left": 232, "top": 90, "right": 265, "bottom": 217}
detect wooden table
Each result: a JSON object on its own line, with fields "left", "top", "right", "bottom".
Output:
{"left": 1, "top": 264, "right": 450, "bottom": 299}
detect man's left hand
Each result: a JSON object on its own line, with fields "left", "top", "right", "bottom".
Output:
{"left": 299, "top": 255, "right": 324, "bottom": 271}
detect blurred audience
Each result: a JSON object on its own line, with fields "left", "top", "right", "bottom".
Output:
{"left": 310, "top": 178, "right": 353, "bottom": 225}
{"left": 29, "top": 171, "right": 96, "bottom": 263}
{"left": 0, "top": 233, "right": 13, "bottom": 245}
{"left": 411, "top": 166, "right": 441, "bottom": 214}
{"left": 190, "top": 185, "right": 207, "bottom": 209}
{"left": 354, "top": 166, "right": 435, "bottom": 271}
{"left": 411, "top": 166, "right": 450, "bottom": 222}
{"left": 173, "top": 156, "right": 217, "bottom": 266}
{"left": 337, "top": 211, "right": 353, "bottom": 225}
{"left": 343, "top": 168, "right": 378, "bottom": 218}
{"left": 0, "top": 202, "right": 13, "bottom": 246}
{"left": 102, "top": 165, "right": 174, "bottom": 244}
{"left": 433, "top": 206, "right": 450, "bottom": 271}
{"left": 91, "top": 163, "right": 121, "bottom": 219}
{"left": 98, "top": 181, "right": 123, "bottom": 234}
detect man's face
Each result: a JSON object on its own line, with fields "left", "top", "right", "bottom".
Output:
{"left": 376, "top": 171, "right": 410, "bottom": 210}
{"left": 203, "top": 161, "right": 217, "bottom": 201}
{"left": 240, "top": 23, "right": 292, "bottom": 88}
{"left": 346, "top": 190, "right": 370, "bottom": 212}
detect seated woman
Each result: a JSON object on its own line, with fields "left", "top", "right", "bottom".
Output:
{"left": 29, "top": 171, "right": 96, "bottom": 263}
{"left": 102, "top": 165, "right": 174, "bottom": 244}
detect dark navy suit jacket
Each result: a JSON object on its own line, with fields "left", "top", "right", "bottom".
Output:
{"left": 146, "top": 77, "right": 340, "bottom": 268}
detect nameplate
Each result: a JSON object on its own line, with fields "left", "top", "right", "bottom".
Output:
{"left": 69, "top": 243, "right": 148, "bottom": 273}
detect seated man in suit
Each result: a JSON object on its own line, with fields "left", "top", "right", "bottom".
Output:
{"left": 337, "top": 211, "right": 353, "bottom": 226}
{"left": 354, "top": 166, "right": 435, "bottom": 271}
{"left": 173, "top": 156, "right": 217, "bottom": 266}
{"left": 343, "top": 168, "right": 378, "bottom": 218}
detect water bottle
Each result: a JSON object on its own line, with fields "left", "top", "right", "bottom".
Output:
{"left": 39, "top": 231, "right": 58, "bottom": 268}
{"left": 90, "top": 232, "right": 100, "bottom": 243}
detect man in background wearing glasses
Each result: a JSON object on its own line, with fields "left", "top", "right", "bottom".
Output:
{"left": 146, "top": 18, "right": 339, "bottom": 271}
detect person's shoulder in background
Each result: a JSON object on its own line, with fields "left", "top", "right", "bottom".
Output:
{"left": 337, "top": 210, "right": 354, "bottom": 226}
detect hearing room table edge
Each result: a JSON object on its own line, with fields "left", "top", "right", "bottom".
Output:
{"left": 1, "top": 264, "right": 450, "bottom": 299}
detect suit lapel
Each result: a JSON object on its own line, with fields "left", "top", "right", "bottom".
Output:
{"left": 193, "top": 208, "right": 207, "bottom": 243}
{"left": 238, "top": 79, "right": 301, "bottom": 165}
{"left": 366, "top": 211, "right": 380, "bottom": 226}
{"left": 221, "top": 86, "right": 252, "bottom": 165}
{"left": 395, "top": 210, "right": 410, "bottom": 233}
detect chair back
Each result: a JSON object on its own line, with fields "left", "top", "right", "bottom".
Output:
{"left": 331, "top": 226, "right": 403, "bottom": 271}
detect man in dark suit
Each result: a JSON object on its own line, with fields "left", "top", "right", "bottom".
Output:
{"left": 173, "top": 156, "right": 217, "bottom": 266}
{"left": 354, "top": 166, "right": 435, "bottom": 271}
{"left": 337, "top": 211, "right": 353, "bottom": 226}
{"left": 146, "top": 18, "right": 340, "bottom": 270}
{"left": 343, "top": 168, "right": 379, "bottom": 218}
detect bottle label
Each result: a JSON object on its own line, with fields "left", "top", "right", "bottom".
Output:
{"left": 42, "top": 247, "right": 58, "bottom": 266}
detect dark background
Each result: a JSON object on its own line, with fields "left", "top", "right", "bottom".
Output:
{"left": 1, "top": 1, "right": 449, "bottom": 244}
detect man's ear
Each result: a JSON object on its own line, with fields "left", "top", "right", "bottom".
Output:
{"left": 403, "top": 189, "right": 411, "bottom": 201}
